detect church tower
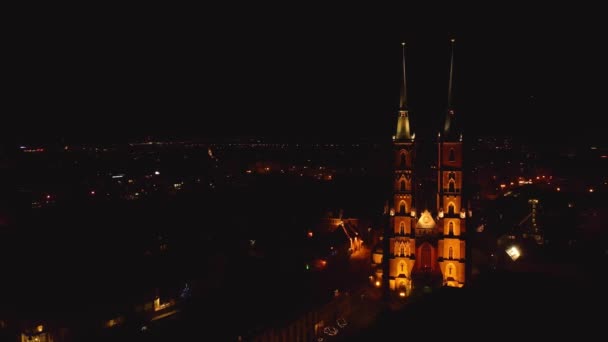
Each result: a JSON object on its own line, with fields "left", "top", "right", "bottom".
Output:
{"left": 436, "top": 39, "right": 466, "bottom": 287}
{"left": 378, "top": 40, "right": 468, "bottom": 296}
{"left": 387, "top": 43, "right": 416, "bottom": 296}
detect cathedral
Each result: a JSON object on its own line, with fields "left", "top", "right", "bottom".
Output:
{"left": 371, "top": 40, "right": 469, "bottom": 296}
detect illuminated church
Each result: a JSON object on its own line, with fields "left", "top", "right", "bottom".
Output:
{"left": 372, "top": 40, "right": 469, "bottom": 296}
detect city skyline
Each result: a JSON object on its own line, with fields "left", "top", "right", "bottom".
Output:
{"left": 2, "top": 7, "right": 606, "bottom": 341}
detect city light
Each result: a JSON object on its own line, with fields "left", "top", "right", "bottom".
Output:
{"left": 3, "top": 32, "right": 602, "bottom": 342}
{"left": 506, "top": 246, "right": 521, "bottom": 261}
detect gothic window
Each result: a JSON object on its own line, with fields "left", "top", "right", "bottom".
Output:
{"left": 449, "top": 148, "right": 455, "bottom": 162}
{"left": 399, "top": 201, "right": 406, "bottom": 215}
{"left": 448, "top": 172, "right": 456, "bottom": 180}
{"left": 449, "top": 221, "right": 454, "bottom": 235}
{"left": 448, "top": 203, "right": 455, "bottom": 215}
{"left": 400, "top": 152, "right": 407, "bottom": 168}
{"left": 448, "top": 180, "right": 455, "bottom": 192}
{"left": 400, "top": 245, "right": 405, "bottom": 256}
{"left": 399, "top": 221, "right": 405, "bottom": 234}
{"left": 449, "top": 246, "right": 453, "bottom": 259}
{"left": 400, "top": 180, "right": 406, "bottom": 192}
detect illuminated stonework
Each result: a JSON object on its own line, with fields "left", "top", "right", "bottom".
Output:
{"left": 380, "top": 40, "right": 466, "bottom": 296}
{"left": 436, "top": 139, "right": 466, "bottom": 288}
{"left": 20, "top": 325, "right": 54, "bottom": 342}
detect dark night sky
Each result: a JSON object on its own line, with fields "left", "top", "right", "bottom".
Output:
{"left": 5, "top": 6, "right": 606, "bottom": 144}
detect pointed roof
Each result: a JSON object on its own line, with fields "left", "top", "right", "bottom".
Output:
{"left": 415, "top": 210, "right": 437, "bottom": 229}
{"left": 399, "top": 42, "right": 408, "bottom": 111}
{"left": 396, "top": 42, "right": 413, "bottom": 141}
{"left": 442, "top": 38, "right": 461, "bottom": 141}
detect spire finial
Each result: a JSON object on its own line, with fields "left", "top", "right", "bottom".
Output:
{"left": 399, "top": 42, "right": 407, "bottom": 110}
{"left": 395, "top": 42, "right": 412, "bottom": 140}
{"left": 447, "top": 38, "right": 455, "bottom": 109}
{"left": 443, "top": 38, "right": 459, "bottom": 138}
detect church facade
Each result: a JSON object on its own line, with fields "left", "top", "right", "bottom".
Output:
{"left": 372, "top": 40, "right": 468, "bottom": 296}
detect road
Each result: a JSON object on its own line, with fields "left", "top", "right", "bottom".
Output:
{"left": 314, "top": 246, "right": 388, "bottom": 341}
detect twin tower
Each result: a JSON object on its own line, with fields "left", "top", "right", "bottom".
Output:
{"left": 372, "top": 40, "right": 469, "bottom": 296}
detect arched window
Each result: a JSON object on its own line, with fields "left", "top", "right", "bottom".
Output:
{"left": 400, "top": 245, "right": 405, "bottom": 256}
{"left": 400, "top": 152, "right": 407, "bottom": 168}
{"left": 449, "top": 148, "right": 455, "bottom": 162}
{"left": 448, "top": 203, "right": 455, "bottom": 215}
{"left": 448, "top": 180, "right": 455, "bottom": 192}
{"left": 400, "top": 180, "right": 406, "bottom": 192}
{"left": 449, "top": 246, "right": 453, "bottom": 259}
{"left": 399, "top": 201, "right": 406, "bottom": 214}
{"left": 399, "top": 221, "right": 405, "bottom": 234}
{"left": 449, "top": 221, "right": 454, "bottom": 235}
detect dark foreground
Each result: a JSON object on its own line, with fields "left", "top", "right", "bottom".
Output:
{"left": 352, "top": 269, "right": 605, "bottom": 340}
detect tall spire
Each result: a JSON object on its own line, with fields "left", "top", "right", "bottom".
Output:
{"left": 399, "top": 42, "right": 408, "bottom": 110}
{"left": 443, "top": 38, "right": 459, "bottom": 140}
{"left": 447, "top": 38, "right": 455, "bottom": 110}
{"left": 396, "top": 42, "right": 413, "bottom": 141}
